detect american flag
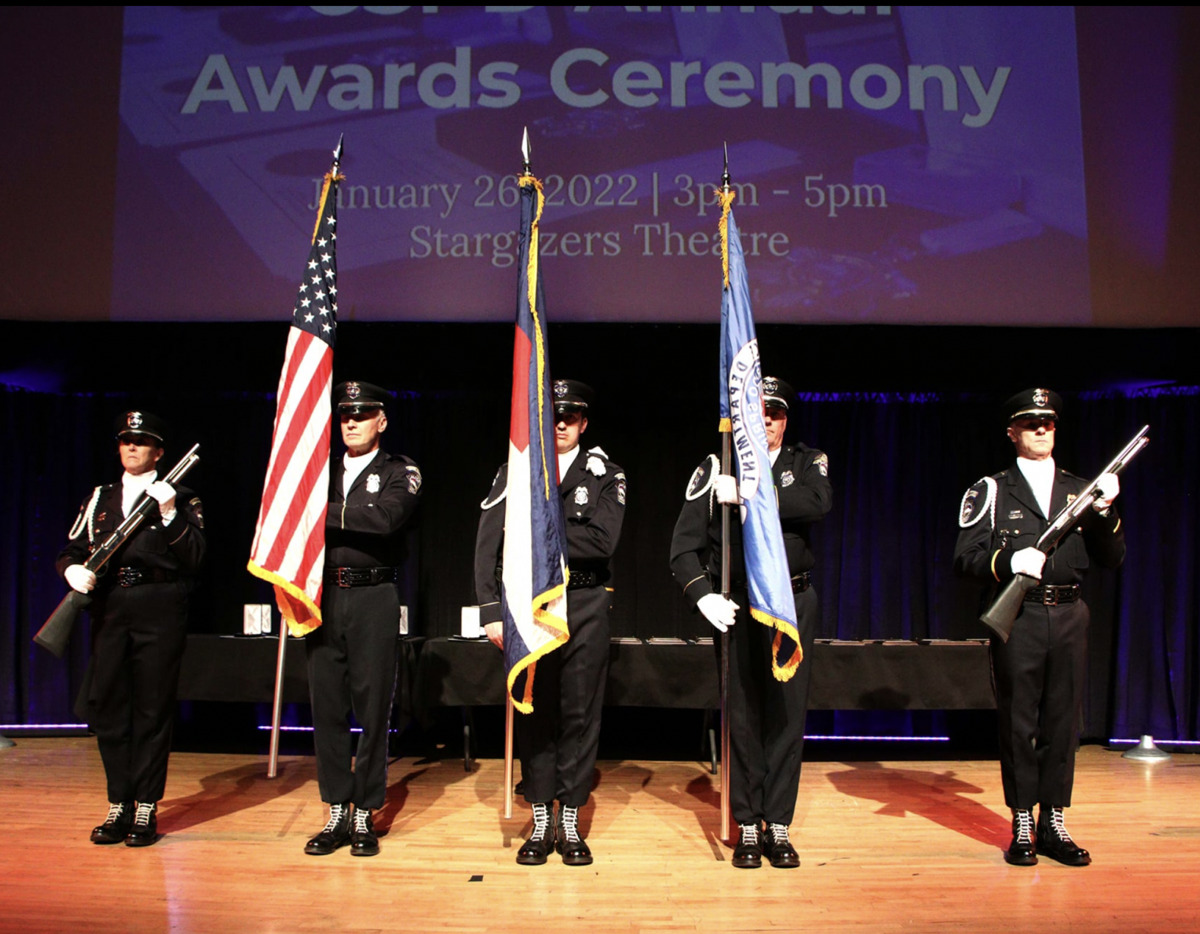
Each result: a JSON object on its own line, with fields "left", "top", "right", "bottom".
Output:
{"left": 247, "top": 143, "right": 341, "bottom": 636}
{"left": 717, "top": 189, "right": 800, "bottom": 680}
{"left": 501, "top": 174, "right": 570, "bottom": 713}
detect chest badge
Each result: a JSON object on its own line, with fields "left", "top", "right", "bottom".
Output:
{"left": 1008, "top": 509, "right": 1023, "bottom": 520}
{"left": 780, "top": 470, "right": 795, "bottom": 488}
{"left": 574, "top": 486, "right": 589, "bottom": 506}
{"left": 366, "top": 473, "right": 381, "bottom": 494}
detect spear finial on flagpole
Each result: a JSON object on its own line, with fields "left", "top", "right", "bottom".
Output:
{"left": 333, "top": 134, "right": 344, "bottom": 169}
{"left": 521, "top": 126, "right": 533, "bottom": 177}
{"left": 722, "top": 140, "right": 731, "bottom": 195}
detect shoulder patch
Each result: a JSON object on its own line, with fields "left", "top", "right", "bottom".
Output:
{"left": 481, "top": 464, "right": 507, "bottom": 510}
{"left": 812, "top": 451, "right": 829, "bottom": 477}
{"left": 187, "top": 496, "right": 205, "bottom": 529}
{"left": 405, "top": 464, "right": 422, "bottom": 495}
{"left": 959, "top": 477, "right": 997, "bottom": 528}
{"left": 686, "top": 454, "right": 720, "bottom": 502}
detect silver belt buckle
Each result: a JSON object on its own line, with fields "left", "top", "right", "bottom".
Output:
{"left": 1041, "top": 588, "right": 1058, "bottom": 606}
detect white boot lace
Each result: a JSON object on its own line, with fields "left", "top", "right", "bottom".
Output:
{"left": 767, "top": 823, "right": 791, "bottom": 845}
{"left": 1013, "top": 808, "right": 1034, "bottom": 844}
{"left": 1047, "top": 807, "right": 1073, "bottom": 841}
{"left": 322, "top": 803, "right": 348, "bottom": 832}
{"left": 133, "top": 802, "right": 156, "bottom": 827}
{"left": 353, "top": 809, "right": 371, "bottom": 834}
{"left": 559, "top": 806, "right": 582, "bottom": 844}
{"left": 529, "top": 802, "right": 551, "bottom": 842}
{"left": 104, "top": 802, "right": 127, "bottom": 825}
{"left": 739, "top": 823, "right": 760, "bottom": 846}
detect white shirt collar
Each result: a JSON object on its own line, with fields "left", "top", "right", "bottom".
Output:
{"left": 557, "top": 445, "right": 581, "bottom": 482}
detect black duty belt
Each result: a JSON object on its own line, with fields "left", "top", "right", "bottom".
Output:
{"left": 325, "top": 567, "right": 399, "bottom": 588}
{"left": 1024, "top": 584, "right": 1081, "bottom": 606}
{"left": 567, "top": 569, "right": 610, "bottom": 590}
{"left": 115, "top": 567, "right": 178, "bottom": 588}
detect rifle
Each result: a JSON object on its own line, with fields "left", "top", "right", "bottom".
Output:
{"left": 34, "top": 443, "right": 201, "bottom": 658}
{"left": 980, "top": 425, "right": 1148, "bottom": 642}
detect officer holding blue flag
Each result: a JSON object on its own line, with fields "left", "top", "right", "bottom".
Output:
{"left": 670, "top": 377, "right": 832, "bottom": 869}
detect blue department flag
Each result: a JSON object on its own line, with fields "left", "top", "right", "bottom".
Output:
{"left": 500, "top": 174, "right": 570, "bottom": 713}
{"left": 718, "top": 191, "right": 801, "bottom": 680}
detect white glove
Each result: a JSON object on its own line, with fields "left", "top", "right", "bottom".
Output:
{"left": 714, "top": 474, "right": 740, "bottom": 505}
{"left": 1093, "top": 472, "right": 1120, "bottom": 512}
{"left": 1010, "top": 547, "right": 1046, "bottom": 580}
{"left": 65, "top": 564, "right": 96, "bottom": 594}
{"left": 697, "top": 593, "right": 739, "bottom": 633}
{"left": 146, "top": 480, "right": 177, "bottom": 518}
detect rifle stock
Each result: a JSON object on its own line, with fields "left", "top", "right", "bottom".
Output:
{"left": 33, "top": 443, "right": 200, "bottom": 658}
{"left": 33, "top": 590, "right": 92, "bottom": 659}
{"left": 979, "top": 573, "right": 1038, "bottom": 642}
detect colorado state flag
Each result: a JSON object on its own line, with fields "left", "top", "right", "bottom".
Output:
{"left": 500, "top": 175, "right": 570, "bottom": 713}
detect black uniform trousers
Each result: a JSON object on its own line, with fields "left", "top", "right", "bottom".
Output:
{"left": 85, "top": 581, "right": 190, "bottom": 804}
{"left": 516, "top": 584, "right": 610, "bottom": 808}
{"left": 990, "top": 599, "right": 1089, "bottom": 809}
{"left": 724, "top": 585, "right": 818, "bottom": 827}
{"left": 306, "top": 582, "right": 400, "bottom": 810}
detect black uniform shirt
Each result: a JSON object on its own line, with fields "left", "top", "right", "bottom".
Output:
{"left": 669, "top": 442, "right": 832, "bottom": 608}
{"left": 474, "top": 446, "right": 627, "bottom": 625}
{"left": 953, "top": 462, "right": 1124, "bottom": 587}
{"left": 326, "top": 450, "right": 422, "bottom": 568}
{"left": 56, "top": 482, "right": 206, "bottom": 591}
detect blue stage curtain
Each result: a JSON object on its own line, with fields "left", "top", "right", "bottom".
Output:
{"left": 3, "top": 384, "right": 1197, "bottom": 743}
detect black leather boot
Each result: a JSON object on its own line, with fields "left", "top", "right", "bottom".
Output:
{"left": 350, "top": 807, "right": 379, "bottom": 857}
{"left": 556, "top": 804, "right": 593, "bottom": 866}
{"left": 732, "top": 822, "right": 763, "bottom": 869}
{"left": 516, "top": 802, "right": 554, "bottom": 865}
{"left": 1037, "top": 806, "right": 1091, "bottom": 866}
{"left": 1004, "top": 808, "right": 1037, "bottom": 866}
{"left": 91, "top": 802, "right": 134, "bottom": 845}
{"left": 762, "top": 822, "right": 800, "bottom": 868}
{"left": 125, "top": 801, "right": 159, "bottom": 847}
{"left": 304, "top": 802, "right": 351, "bottom": 855}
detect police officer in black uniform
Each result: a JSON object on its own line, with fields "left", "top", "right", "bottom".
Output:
{"left": 954, "top": 388, "right": 1124, "bottom": 867}
{"left": 303, "top": 381, "right": 422, "bottom": 857}
{"left": 669, "top": 377, "right": 831, "bottom": 869}
{"left": 58, "top": 411, "right": 206, "bottom": 847}
{"left": 474, "top": 379, "right": 627, "bottom": 867}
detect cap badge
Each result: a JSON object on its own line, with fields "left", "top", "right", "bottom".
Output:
{"left": 553, "top": 380, "right": 568, "bottom": 398}
{"left": 763, "top": 377, "right": 779, "bottom": 394}
{"left": 1032, "top": 388, "right": 1049, "bottom": 406}
{"left": 127, "top": 412, "right": 143, "bottom": 429}
{"left": 347, "top": 382, "right": 361, "bottom": 400}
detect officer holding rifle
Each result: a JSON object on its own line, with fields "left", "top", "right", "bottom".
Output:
{"left": 57, "top": 411, "right": 206, "bottom": 848}
{"left": 954, "top": 388, "right": 1125, "bottom": 868}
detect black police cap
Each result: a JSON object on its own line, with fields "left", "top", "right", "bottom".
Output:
{"left": 1004, "top": 387, "right": 1062, "bottom": 423}
{"left": 762, "top": 376, "right": 795, "bottom": 412}
{"left": 552, "top": 379, "right": 595, "bottom": 414}
{"left": 333, "top": 380, "right": 391, "bottom": 415}
{"left": 114, "top": 410, "right": 168, "bottom": 446}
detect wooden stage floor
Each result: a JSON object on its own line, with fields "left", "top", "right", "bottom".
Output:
{"left": 1, "top": 739, "right": 1198, "bottom": 933}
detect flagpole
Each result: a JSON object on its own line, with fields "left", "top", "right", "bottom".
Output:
{"left": 255, "top": 133, "right": 344, "bottom": 779}
{"left": 501, "top": 126, "right": 534, "bottom": 821}
{"left": 267, "top": 621, "right": 287, "bottom": 778}
{"left": 718, "top": 146, "right": 733, "bottom": 844}
{"left": 504, "top": 695, "right": 515, "bottom": 819}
